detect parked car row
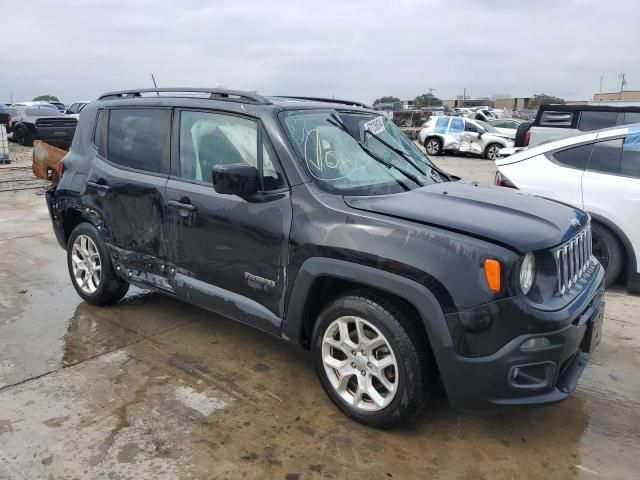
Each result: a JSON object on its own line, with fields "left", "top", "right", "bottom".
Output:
{"left": 2, "top": 100, "right": 89, "bottom": 149}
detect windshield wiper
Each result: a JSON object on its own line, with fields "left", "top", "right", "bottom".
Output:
{"left": 326, "top": 116, "right": 423, "bottom": 189}
{"left": 363, "top": 129, "right": 427, "bottom": 176}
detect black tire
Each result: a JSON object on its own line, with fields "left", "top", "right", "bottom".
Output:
{"left": 484, "top": 143, "right": 502, "bottom": 160}
{"left": 591, "top": 222, "right": 624, "bottom": 287}
{"left": 312, "top": 291, "right": 436, "bottom": 428}
{"left": 514, "top": 121, "right": 532, "bottom": 147}
{"left": 424, "top": 137, "right": 442, "bottom": 156}
{"left": 67, "top": 222, "right": 129, "bottom": 305}
{"left": 15, "top": 126, "right": 33, "bottom": 147}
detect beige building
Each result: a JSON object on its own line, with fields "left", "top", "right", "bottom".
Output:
{"left": 594, "top": 90, "right": 640, "bottom": 102}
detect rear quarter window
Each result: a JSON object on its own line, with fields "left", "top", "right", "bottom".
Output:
{"left": 621, "top": 134, "right": 640, "bottom": 178}
{"left": 538, "top": 110, "right": 575, "bottom": 128}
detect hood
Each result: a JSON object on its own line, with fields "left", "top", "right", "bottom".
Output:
{"left": 344, "top": 181, "right": 588, "bottom": 253}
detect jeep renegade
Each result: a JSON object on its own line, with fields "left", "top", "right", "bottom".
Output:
{"left": 46, "top": 88, "right": 606, "bottom": 427}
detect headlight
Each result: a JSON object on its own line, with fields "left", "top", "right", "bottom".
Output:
{"left": 519, "top": 252, "right": 536, "bottom": 294}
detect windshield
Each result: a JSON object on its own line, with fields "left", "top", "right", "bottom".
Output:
{"left": 281, "top": 110, "right": 445, "bottom": 195}
{"left": 476, "top": 120, "right": 499, "bottom": 133}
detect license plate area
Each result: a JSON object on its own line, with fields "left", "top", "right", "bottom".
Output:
{"left": 582, "top": 302, "right": 605, "bottom": 353}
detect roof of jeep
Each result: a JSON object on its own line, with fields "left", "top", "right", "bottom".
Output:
{"left": 94, "top": 88, "right": 375, "bottom": 114}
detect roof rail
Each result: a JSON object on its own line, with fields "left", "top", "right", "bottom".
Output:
{"left": 274, "top": 96, "right": 371, "bottom": 109}
{"left": 97, "top": 88, "right": 271, "bottom": 105}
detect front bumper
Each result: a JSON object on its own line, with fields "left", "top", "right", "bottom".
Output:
{"left": 437, "top": 267, "right": 606, "bottom": 411}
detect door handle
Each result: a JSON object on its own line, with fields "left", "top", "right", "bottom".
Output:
{"left": 167, "top": 200, "right": 197, "bottom": 212}
{"left": 87, "top": 181, "right": 112, "bottom": 192}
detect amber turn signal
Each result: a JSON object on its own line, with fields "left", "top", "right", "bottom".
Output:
{"left": 484, "top": 259, "right": 501, "bottom": 292}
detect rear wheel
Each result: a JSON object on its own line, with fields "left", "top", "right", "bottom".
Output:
{"left": 67, "top": 223, "right": 129, "bottom": 305}
{"left": 15, "top": 126, "right": 33, "bottom": 146}
{"left": 312, "top": 292, "right": 435, "bottom": 428}
{"left": 424, "top": 137, "right": 442, "bottom": 156}
{"left": 591, "top": 222, "right": 623, "bottom": 287}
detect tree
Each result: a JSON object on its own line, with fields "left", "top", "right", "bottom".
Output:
{"left": 32, "top": 95, "right": 60, "bottom": 102}
{"left": 529, "top": 93, "right": 565, "bottom": 109}
{"left": 414, "top": 93, "right": 442, "bottom": 108}
{"left": 373, "top": 96, "right": 400, "bottom": 106}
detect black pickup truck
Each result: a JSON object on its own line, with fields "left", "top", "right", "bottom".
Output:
{"left": 46, "top": 88, "right": 606, "bottom": 427}
{"left": 5, "top": 105, "right": 76, "bottom": 148}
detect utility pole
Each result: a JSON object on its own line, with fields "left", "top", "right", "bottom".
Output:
{"left": 427, "top": 88, "right": 435, "bottom": 107}
{"left": 618, "top": 72, "right": 626, "bottom": 100}
{"left": 599, "top": 76, "right": 603, "bottom": 102}
{"left": 150, "top": 73, "right": 159, "bottom": 96}
{"left": 462, "top": 88, "right": 466, "bottom": 108}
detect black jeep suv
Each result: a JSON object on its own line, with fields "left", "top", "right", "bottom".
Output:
{"left": 46, "top": 88, "right": 605, "bottom": 427}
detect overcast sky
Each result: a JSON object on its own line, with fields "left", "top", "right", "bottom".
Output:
{"left": 1, "top": 0, "right": 638, "bottom": 104}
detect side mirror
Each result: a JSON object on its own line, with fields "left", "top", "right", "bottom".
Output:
{"left": 212, "top": 163, "right": 259, "bottom": 197}
{"left": 478, "top": 131, "right": 484, "bottom": 138}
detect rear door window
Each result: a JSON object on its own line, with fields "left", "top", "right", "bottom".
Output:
{"left": 551, "top": 143, "right": 593, "bottom": 170}
{"left": 107, "top": 108, "right": 170, "bottom": 173}
{"left": 578, "top": 111, "right": 618, "bottom": 131}
{"left": 587, "top": 139, "right": 622, "bottom": 174}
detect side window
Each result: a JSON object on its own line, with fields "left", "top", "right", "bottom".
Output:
{"left": 179, "top": 111, "right": 285, "bottom": 191}
{"left": 578, "top": 111, "right": 618, "bottom": 131}
{"left": 68, "top": 103, "right": 77, "bottom": 114}
{"left": 551, "top": 143, "right": 593, "bottom": 170}
{"left": 621, "top": 133, "right": 640, "bottom": 178}
{"left": 464, "top": 121, "right": 481, "bottom": 133}
{"left": 538, "top": 110, "right": 574, "bottom": 127}
{"left": 93, "top": 109, "right": 106, "bottom": 155}
{"left": 622, "top": 112, "right": 640, "bottom": 125}
{"left": 434, "top": 116, "right": 449, "bottom": 133}
{"left": 449, "top": 117, "right": 463, "bottom": 133}
{"left": 107, "top": 109, "right": 168, "bottom": 173}
{"left": 587, "top": 139, "right": 622, "bottom": 175}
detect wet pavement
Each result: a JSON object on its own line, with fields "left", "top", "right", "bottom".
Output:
{"left": 1, "top": 161, "right": 639, "bottom": 479}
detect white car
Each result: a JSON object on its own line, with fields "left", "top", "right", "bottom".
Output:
{"left": 65, "top": 101, "right": 91, "bottom": 119}
{"left": 419, "top": 116, "right": 515, "bottom": 160}
{"left": 495, "top": 124, "right": 640, "bottom": 290}
{"left": 489, "top": 118, "right": 522, "bottom": 137}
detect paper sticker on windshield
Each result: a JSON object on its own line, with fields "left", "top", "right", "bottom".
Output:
{"left": 364, "top": 116, "right": 385, "bottom": 135}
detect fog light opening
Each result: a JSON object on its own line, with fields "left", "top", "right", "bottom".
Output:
{"left": 521, "top": 337, "right": 551, "bottom": 351}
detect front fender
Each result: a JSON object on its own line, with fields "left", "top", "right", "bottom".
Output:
{"left": 282, "top": 257, "right": 454, "bottom": 356}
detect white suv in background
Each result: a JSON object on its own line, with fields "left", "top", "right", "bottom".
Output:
{"left": 419, "top": 116, "right": 514, "bottom": 160}
{"left": 495, "top": 124, "right": 640, "bottom": 290}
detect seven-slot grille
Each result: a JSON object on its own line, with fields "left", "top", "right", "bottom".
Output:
{"left": 555, "top": 225, "right": 592, "bottom": 296}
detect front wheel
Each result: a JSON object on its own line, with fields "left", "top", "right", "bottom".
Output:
{"left": 67, "top": 223, "right": 129, "bottom": 305}
{"left": 484, "top": 143, "right": 501, "bottom": 160}
{"left": 312, "top": 292, "right": 435, "bottom": 428}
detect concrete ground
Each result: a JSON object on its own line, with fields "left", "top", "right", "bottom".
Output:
{"left": 0, "top": 154, "right": 639, "bottom": 480}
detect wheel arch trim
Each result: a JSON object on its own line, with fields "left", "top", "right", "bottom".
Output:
{"left": 282, "top": 257, "right": 453, "bottom": 353}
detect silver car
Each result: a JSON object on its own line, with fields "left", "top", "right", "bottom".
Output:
{"left": 418, "top": 116, "right": 515, "bottom": 160}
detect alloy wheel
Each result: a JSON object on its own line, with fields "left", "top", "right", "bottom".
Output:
{"left": 426, "top": 140, "right": 439, "bottom": 155}
{"left": 321, "top": 315, "right": 398, "bottom": 411}
{"left": 487, "top": 145, "right": 500, "bottom": 160}
{"left": 71, "top": 234, "right": 102, "bottom": 295}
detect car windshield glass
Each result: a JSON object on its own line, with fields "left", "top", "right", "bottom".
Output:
{"left": 281, "top": 110, "right": 444, "bottom": 195}
{"left": 26, "top": 108, "right": 62, "bottom": 116}
{"left": 476, "top": 120, "right": 499, "bottom": 133}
